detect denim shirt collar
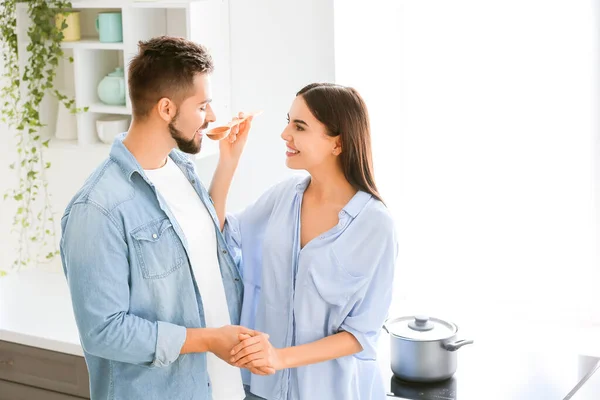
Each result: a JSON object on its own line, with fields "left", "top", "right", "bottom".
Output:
{"left": 109, "top": 133, "right": 195, "bottom": 184}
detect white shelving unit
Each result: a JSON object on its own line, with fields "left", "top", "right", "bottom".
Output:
{"left": 15, "top": 0, "right": 231, "bottom": 159}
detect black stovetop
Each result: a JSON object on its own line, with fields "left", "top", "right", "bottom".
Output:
{"left": 378, "top": 331, "right": 600, "bottom": 400}
{"left": 389, "top": 375, "right": 457, "bottom": 400}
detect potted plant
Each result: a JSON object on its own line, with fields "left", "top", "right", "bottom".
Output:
{"left": 0, "top": 0, "right": 86, "bottom": 275}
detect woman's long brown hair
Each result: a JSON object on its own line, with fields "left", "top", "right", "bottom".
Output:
{"left": 297, "top": 83, "right": 383, "bottom": 203}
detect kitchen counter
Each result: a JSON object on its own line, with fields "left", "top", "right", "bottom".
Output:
{"left": 3, "top": 270, "right": 600, "bottom": 400}
{"left": 0, "top": 269, "right": 83, "bottom": 356}
{"left": 378, "top": 324, "right": 600, "bottom": 400}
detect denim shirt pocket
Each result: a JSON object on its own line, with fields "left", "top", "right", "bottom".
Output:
{"left": 131, "top": 218, "right": 185, "bottom": 279}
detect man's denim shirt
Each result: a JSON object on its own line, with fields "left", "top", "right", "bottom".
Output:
{"left": 60, "top": 137, "right": 243, "bottom": 400}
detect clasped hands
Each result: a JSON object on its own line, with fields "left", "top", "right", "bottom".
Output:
{"left": 211, "top": 325, "right": 284, "bottom": 376}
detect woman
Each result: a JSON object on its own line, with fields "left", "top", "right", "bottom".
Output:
{"left": 213, "top": 83, "right": 397, "bottom": 399}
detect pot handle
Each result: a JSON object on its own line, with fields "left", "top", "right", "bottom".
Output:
{"left": 444, "top": 339, "right": 474, "bottom": 352}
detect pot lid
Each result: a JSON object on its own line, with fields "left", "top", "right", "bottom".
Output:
{"left": 385, "top": 315, "right": 457, "bottom": 341}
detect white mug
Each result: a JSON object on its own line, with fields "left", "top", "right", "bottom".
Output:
{"left": 96, "top": 116, "right": 130, "bottom": 144}
{"left": 55, "top": 102, "right": 77, "bottom": 140}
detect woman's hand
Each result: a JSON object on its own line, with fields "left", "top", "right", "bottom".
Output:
{"left": 218, "top": 112, "right": 253, "bottom": 166}
{"left": 230, "top": 333, "right": 286, "bottom": 372}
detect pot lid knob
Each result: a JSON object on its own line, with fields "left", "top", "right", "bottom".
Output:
{"left": 408, "top": 315, "right": 434, "bottom": 331}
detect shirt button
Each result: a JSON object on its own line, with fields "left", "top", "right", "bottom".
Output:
{"left": 222, "top": 249, "right": 228, "bottom": 255}
{"left": 152, "top": 233, "right": 158, "bottom": 239}
{"left": 339, "top": 210, "right": 346, "bottom": 217}
{"left": 190, "top": 179, "right": 196, "bottom": 184}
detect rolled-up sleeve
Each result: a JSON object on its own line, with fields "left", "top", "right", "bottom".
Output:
{"left": 339, "top": 226, "right": 398, "bottom": 360}
{"left": 61, "top": 203, "right": 186, "bottom": 367}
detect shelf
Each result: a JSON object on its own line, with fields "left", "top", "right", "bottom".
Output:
{"left": 69, "top": 0, "right": 211, "bottom": 8}
{"left": 48, "top": 139, "right": 79, "bottom": 150}
{"left": 61, "top": 38, "right": 125, "bottom": 50}
{"left": 48, "top": 138, "right": 112, "bottom": 150}
{"left": 87, "top": 103, "right": 131, "bottom": 115}
{"left": 131, "top": 0, "right": 214, "bottom": 8}
{"left": 69, "top": 1, "right": 125, "bottom": 8}
{"left": 15, "top": 0, "right": 231, "bottom": 157}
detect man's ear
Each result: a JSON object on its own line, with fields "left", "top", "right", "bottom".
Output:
{"left": 157, "top": 97, "right": 177, "bottom": 122}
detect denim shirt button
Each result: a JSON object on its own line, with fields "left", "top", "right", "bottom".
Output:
{"left": 190, "top": 179, "right": 196, "bottom": 184}
{"left": 222, "top": 249, "right": 228, "bottom": 255}
{"left": 152, "top": 233, "right": 158, "bottom": 239}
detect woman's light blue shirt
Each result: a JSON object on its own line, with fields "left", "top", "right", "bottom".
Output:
{"left": 225, "top": 175, "right": 398, "bottom": 400}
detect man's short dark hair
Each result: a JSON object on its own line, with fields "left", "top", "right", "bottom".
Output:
{"left": 128, "top": 36, "right": 214, "bottom": 118}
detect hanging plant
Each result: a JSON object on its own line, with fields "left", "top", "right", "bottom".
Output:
{"left": 0, "top": 0, "right": 86, "bottom": 275}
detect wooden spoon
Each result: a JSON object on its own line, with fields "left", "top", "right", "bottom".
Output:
{"left": 205, "top": 110, "right": 263, "bottom": 141}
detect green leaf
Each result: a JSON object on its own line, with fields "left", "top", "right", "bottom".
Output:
{"left": 42, "top": 140, "right": 49, "bottom": 148}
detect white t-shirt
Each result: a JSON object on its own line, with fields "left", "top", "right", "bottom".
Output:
{"left": 145, "top": 157, "right": 245, "bottom": 400}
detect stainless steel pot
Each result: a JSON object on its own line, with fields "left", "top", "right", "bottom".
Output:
{"left": 383, "top": 315, "right": 474, "bottom": 382}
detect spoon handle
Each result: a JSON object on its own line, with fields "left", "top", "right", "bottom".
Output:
{"left": 227, "top": 110, "right": 263, "bottom": 127}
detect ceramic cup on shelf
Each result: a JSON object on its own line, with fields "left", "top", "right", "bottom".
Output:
{"left": 95, "top": 12, "right": 123, "bottom": 43}
{"left": 55, "top": 11, "right": 81, "bottom": 42}
{"left": 96, "top": 116, "right": 130, "bottom": 144}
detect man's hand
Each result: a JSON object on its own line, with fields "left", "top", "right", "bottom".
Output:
{"left": 218, "top": 112, "right": 253, "bottom": 165}
{"left": 206, "top": 325, "right": 254, "bottom": 363}
{"left": 207, "top": 326, "right": 275, "bottom": 376}
{"left": 230, "top": 333, "right": 285, "bottom": 372}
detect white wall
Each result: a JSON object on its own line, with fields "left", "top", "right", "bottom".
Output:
{"left": 0, "top": 0, "right": 335, "bottom": 270}
{"left": 221, "top": 0, "right": 335, "bottom": 211}
{"left": 335, "top": 0, "right": 598, "bottom": 329}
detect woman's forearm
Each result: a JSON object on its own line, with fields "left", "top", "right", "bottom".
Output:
{"left": 209, "top": 159, "right": 237, "bottom": 231}
{"left": 279, "top": 331, "right": 362, "bottom": 369}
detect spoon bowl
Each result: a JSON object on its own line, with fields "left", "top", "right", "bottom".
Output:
{"left": 205, "top": 110, "right": 263, "bottom": 141}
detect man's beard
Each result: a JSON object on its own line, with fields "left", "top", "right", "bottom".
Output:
{"left": 168, "top": 111, "right": 207, "bottom": 154}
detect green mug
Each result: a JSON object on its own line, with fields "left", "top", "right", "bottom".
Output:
{"left": 95, "top": 12, "right": 122, "bottom": 43}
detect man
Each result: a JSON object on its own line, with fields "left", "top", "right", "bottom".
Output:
{"left": 60, "top": 36, "right": 271, "bottom": 400}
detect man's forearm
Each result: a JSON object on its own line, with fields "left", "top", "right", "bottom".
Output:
{"left": 278, "top": 331, "right": 362, "bottom": 369}
{"left": 181, "top": 328, "right": 215, "bottom": 354}
{"left": 209, "top": 160, "right": 238, "bottom": 231}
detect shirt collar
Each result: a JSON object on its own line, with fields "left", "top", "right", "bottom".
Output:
{"left": 294, "top": 175, "right": 373, "bottom": 218}
{"left": 343, "top": 191, "right": 372, "bottom": 218}
{"left": 109, "top": 133, "right": 195, "bottom": 182}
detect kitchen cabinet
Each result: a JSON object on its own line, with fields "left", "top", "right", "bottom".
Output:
{"left": 0, "top": 340, "right": 89, "bottom": 399}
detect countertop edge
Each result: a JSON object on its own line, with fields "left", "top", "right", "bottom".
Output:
{"left": 0, "top": 329, "right": 84, "bottom": 357}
